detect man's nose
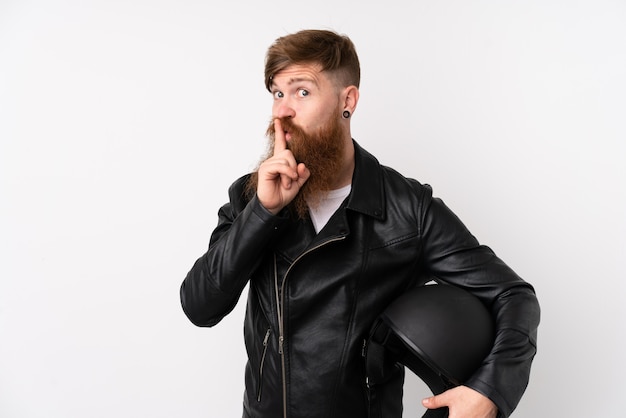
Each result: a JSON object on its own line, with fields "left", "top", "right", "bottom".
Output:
{"left": 274, "top": 100, "right": 296, "bottom": 119}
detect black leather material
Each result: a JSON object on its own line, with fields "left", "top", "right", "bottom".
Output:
{"left": 181, "top": 141, "right": 540, "bottom": 418}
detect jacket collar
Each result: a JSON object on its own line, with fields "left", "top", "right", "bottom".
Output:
{"left": 345, "top": 140, "right": 385, "bottom": 221}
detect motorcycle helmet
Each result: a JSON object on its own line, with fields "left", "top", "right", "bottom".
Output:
{"left": 365, "top": 284, "right": 494, "bottom": 417}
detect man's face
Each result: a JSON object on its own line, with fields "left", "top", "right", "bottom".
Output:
{"left": 264, "top": 63, "right": 348, "bottom": 217}
{"left": 269, "top": 63, "right": 343, "bottom": 142}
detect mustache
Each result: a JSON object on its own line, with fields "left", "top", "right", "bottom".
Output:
{"left": 266, "top": 117, "right": 305, "bottom": 143}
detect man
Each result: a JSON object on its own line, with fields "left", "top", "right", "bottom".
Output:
{"left": 180, "top": 29, "right": 540, "bottom": 418}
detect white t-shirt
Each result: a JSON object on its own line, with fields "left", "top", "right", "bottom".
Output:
{"left": 307, "top": 184, "right": 352, "bottom": 233}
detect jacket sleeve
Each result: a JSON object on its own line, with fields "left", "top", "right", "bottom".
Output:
{"left": 420, "top": 193, "right": 540, "bottom": 418}
{"left": 180, "top": 177, "right": 288, "bottom": 327}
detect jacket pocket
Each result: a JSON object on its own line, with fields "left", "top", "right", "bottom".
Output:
{"left": 256, "top": 327, "right": 271, "bottom": 402}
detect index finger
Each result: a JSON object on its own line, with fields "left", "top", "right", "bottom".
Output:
{"left": 273, "top": 118, "right": 287, "bottom": 155}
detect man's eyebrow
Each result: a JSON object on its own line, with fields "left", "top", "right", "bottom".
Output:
{"left": 289, "top": 77, "right": 317, "bottom": 85}
{"left": 271, "top": 77, "right": 318, "bottom": 89}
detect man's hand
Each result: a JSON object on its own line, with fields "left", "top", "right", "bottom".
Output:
{"left": 257, "top": 118, "right": 310, "bottom": 215}
{"left": 422, "top": 386, "right": 498, "bottom": 418}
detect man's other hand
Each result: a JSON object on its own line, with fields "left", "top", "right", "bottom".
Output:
{"left": 422, "top": 385, "right": 498, "bottom": 418}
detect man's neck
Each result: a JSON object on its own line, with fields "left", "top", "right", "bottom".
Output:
{"left": 332, "top": 137, "right": 355, "bottom": 189}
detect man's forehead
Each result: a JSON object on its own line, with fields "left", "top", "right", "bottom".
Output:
{"left": 270, "top": 64, "right": 325, "bottom": 88}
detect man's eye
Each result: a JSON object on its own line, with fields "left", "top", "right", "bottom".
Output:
{"left": 273, "top": 91, "right": 284, "bottom": 99}
{"left": 297, "top": 89, "right": 309, "bottom": 98}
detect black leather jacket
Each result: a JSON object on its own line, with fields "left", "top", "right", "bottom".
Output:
{"left": 180, "top": 141, "right": 540, "bottom": 418}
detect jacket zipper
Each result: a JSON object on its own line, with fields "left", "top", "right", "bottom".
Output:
{"left": 257, "top": 327, "right": 271, "bottom": 402}
{"left": 274, "top": 235, "right": 346, "bottom": 418}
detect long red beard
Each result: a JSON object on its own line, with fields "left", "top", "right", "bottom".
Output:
{"left": 248, "top": 110, "right": 346, "bottom": 219}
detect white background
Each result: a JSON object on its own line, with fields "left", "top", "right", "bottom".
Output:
{"left": 1, "top": 1, "right": 624, "bottom": 417}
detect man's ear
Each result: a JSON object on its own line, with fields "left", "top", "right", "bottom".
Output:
{"left": 343, "top": 85, "right": 360, "bottom": 114}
